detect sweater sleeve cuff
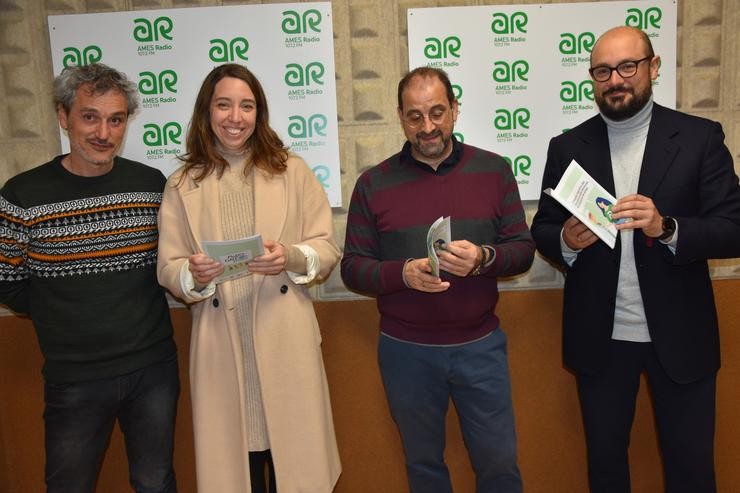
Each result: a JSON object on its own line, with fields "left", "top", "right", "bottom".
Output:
{"left": 480, "top": 245, "right": 496, "bottom": 274}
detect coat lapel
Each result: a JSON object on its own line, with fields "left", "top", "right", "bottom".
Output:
{"left": 181, "top": 172, "right": 223, "bottom": 248}
{"left": 637, "top": 104, "right": 680, "bottom": 196}
{"left": 254, "top": 167, "right": 288, "bottom": 245}
{"left": 253, "top": 167, "right": 288, "bottom": 294}
{"left": 577, "top": 116, "right": 616, "bottom": 196}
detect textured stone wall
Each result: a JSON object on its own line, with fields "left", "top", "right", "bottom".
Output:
{"left": 1, "top": 0, "right": 738, "bottom": 302}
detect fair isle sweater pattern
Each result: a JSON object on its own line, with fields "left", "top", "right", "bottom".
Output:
{"left": 0, "top": 156, "right": 175, "bottom": 383}
{"left": 0, "top": 192, "right": 162, "bottom": 280}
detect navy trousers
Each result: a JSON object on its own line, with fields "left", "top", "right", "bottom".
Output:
{"left": 576, "top": 340, "right": 716, "bottom": 493}
{"left": 378, "top": 329, "right": 522, "bottom": 493}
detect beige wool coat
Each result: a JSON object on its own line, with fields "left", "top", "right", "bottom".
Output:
{"left": 157, "top": 155, "right": 341, "bottom": 493}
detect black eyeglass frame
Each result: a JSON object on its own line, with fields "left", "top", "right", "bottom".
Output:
{"left": 589, "top": 56, "right": 653, "bottom": 82}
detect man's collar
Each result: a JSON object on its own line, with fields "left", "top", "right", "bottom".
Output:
{"left": 399, "top": 137, "right": 462, "bottom": 174}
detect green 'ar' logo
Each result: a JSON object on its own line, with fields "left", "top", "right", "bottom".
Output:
{"left": 285, "top": 62, "right": 325, "bottom": 86}
{"left": 209, "top": 37, "right": 249, "bottom": 62}
{"left": 494, "top": 108, "right": 530, "bottom": 130}
{"left": 62, "top": 46, "right": 102, "bottom": 67}
{"left": 133, "top": 17, "right": 173, "bottom": 42}
{"left": 143, "top": 122, "right": 182, "bottom": 146}
{"left": 559, "top": 32, "right": 595, "bottom": 54}
{"left": 492, "top": 60, "right": 529, "bottom": 82}
{"left": 138, "top": 70, "right": 178, "bottom": 95}
{"left": 288, "top": 114, "right": 328, "bottom": 138}
{"left": 282, "top": 9, "right": 322, "bottom": 34}
{"left": 625, "top": 7, "right": 662, "bottom": 29}
{"left": 560, "top": 81, "right": 594, "bottom": 102}
{"left": 423, "top": 36, "right": 461, "bottom": 59}
{"left": 503, "top": 155, "right": 532, "bottom": 177}
{"left": 491, "top": 12, "right": 528, "bottom": 35}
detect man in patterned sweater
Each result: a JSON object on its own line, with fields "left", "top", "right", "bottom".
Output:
{"left": 0, "top": 64, "right": 178, "bottom": 493}
{"left": 341, "top": 67, "right": 534, "bottom": 493}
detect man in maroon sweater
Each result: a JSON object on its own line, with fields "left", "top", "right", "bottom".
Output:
{"left": 341, "top": 67, "right": 534, "bottom": 493}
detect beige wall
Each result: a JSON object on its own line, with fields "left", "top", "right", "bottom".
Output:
{"left": 1, "top": 0, "right": 739, "bottom": 302}
{"left": 2, "top": 280, "right": 740, "bottom": 492}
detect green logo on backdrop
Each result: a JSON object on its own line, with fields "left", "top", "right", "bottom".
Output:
{"left": 452, "top": 84, "right": 463, "bottom": 101}
{"left": 285, "top": 62, "right": 325, "bottom": 86}
{"left": 503, "top": 155, "right": 532, "bottom": 182}
{"left": 424, "top": 36, "right": 461, "bottom": 59}
{"left": 288, "top": 114, "right": 328, "bottom": 138}
{"left": 209, "top": 37, "right": 249, "bottom": 62}
{"left": 491, "top": 12, "right": 528, "bottom": 35}
{"left": 625, "top": 7, "right": 662, "bottom": 29}
{"left": 139, "top": 71, "right": 178, "bottom": 108}
{"left": 143, "top": 122, "right": 182, "bottom": 146}
{"left": 62, "top": 46, "right": 102, "bottom": 67}
{"left": 560, "top": 81, "right": 594, "bottom": 102}
{"left": 138, "top": 70, "right": 178, "bottom": 95}
{"left": 492, "top": 60, "right": 529, "bottom": 82}
{"left": 133, "top": 17, "right": 173, "bottom": 42}
{"left": 282, "top": 9, "right": 322, "bottom": 34}
{"left": 559, "top": 32, "right": 595, "bottom": 55}
{"left": 494, "top": 108, "right": 530, "bottom": 130}
{"left": 493, "top": 61, "right": 528, "bottom": 95}
{"left": 312, "top": 165, "right": 330, "bottom": 188}
{"left": 453, "top": 132, "right": 464, "bottom": 143}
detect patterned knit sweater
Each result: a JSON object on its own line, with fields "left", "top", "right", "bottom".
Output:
{"left": 341, "top": 140, "right": 535, "bottom": 345}
{"left": 0, "top": 155, "right": 175, "bottom": 383}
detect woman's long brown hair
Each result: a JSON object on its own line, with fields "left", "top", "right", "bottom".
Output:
{"left": 178, "top": 63, "right": 288, "bottom": 183}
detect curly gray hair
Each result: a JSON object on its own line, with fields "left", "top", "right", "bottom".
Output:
{"left": 53, "top": 63, "right": 139, "bottom": 115}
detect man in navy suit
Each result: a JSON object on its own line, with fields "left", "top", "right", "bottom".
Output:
{"left": 532, "top": 26, "right": 740, "bottom": 493}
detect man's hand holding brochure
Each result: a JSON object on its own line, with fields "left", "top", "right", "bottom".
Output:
{"left": 427, "top": 216, "right": 451, "bottom": 277}
{"left": 544, "top": 160, "right": 627, "bottom": 249}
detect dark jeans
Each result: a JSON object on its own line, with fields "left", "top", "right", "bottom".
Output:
{"left": 577, "top": 340, "right": 716, "bottom": 493}
{"left": 44, "top": 354, "right": 180, "bottom": 493}
{"left": 378, "top": 329, "right": 522, "bottom": 493}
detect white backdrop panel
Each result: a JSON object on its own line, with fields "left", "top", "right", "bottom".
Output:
{"left": 48, "top": 3, "right": 342, "bottom": 206}
{"left": 408, "top": 0, "right": 677, "bottom": 200}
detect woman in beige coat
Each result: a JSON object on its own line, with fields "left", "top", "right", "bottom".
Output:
{"left": 157, "top": 64, "right": 341, "bottom": 493}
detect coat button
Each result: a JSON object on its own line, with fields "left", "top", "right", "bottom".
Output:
{"left": 212, "top": 298, "right": 219, "bottom": 307}
{"left": 280, "top": 285, "right": 288, "bottom": 294}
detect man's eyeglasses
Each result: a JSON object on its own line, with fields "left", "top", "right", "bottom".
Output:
{"left": 589, "top": 56, "right": 652, "bottom": 82}
{"left": 403, "top": 107, "right": 449, "bottom": 128}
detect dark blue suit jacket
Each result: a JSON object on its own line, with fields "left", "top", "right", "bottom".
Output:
{"left": 531, "top": 103, "right": 740, "bottom": 384}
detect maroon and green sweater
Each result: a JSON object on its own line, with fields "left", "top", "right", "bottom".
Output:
{"left": 341, "top": 140, "right": 534, "bottom": 345}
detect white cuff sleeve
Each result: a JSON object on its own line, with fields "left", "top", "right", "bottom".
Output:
{"left": 560, "top": 228, "right": 581, "bottom": 267}
{"left": 179, "top": 261, "right": 216, "bottom": 300}
{"left": 286, "top": 244, "right": 320, "bottom": 284}
{"left": 659, "top": 220, "right": 678, "bottom": 255}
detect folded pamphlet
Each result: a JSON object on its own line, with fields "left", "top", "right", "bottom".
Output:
{"left": 426, "top": 216, "right": 451, "bottom": 277}
{"left": 202, "top": 234, "right": 265, "bottom": 284}
{"left": 544, "top": 159, "right": 626, "bottom": 249}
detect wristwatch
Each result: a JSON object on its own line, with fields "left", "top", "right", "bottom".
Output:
{"left": 658, "top": 216, "right": 676, "bottom": 241}
{"left": 467, "top": 246, "right": 488, "bottom": 276}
